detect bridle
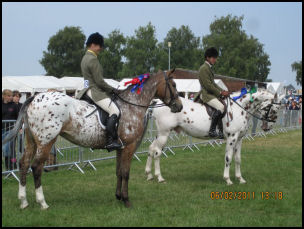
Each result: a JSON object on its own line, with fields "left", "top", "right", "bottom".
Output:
{"left": 113, "top": 71, "right": 178, "bottom": 109}
{"left": 162, "top": 72, "right": 179, "bottom": 107}
{"left": 229, "top": 97, "right": 281, "bottom": 123}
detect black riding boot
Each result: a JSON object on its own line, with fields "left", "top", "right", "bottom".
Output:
{"left": 217, "top": 118, "right": 224, "bottom": 139}
{"left": 209, "top": 110, "right": 222, "bottom": 138}
{"left": 105, "top": 114, "right": 123, "bottom": 152}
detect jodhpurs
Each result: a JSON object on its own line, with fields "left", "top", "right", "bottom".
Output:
{"left": 86, "top": 89, "right": 120, "bottom": 116}
{"left": 206, "top": 98, "right": 225, "bottom": 113}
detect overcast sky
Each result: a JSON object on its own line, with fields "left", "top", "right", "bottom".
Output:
{"left": 2, "top": 2, "right": 302, "bottom": 88}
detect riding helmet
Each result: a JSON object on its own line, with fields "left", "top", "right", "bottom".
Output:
{"left": 86, "top": 32, "right": 104, "bottom": 47}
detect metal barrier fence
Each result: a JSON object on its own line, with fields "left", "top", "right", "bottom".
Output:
{"left": 2, "top": 108, "right": 302, "bottom": 182}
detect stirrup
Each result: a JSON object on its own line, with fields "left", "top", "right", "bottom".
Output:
{"left": 105, "top": 138, "right": 124, "bottom": 152}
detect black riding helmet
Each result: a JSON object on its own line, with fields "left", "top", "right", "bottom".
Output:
{"left": 86, "top": 32, "right": 104, "bottom": 47}
{"left": 204, "top": 47, "right": 219, "bottom": 59}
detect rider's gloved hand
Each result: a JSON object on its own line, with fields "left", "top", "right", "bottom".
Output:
{"left": 221, "top": 90, "right": 230, "bottom": 97}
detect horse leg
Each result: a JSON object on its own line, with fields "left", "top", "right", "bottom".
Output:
{"left": 234, "top": 139, "right": 246, "bottom": 184}
{"left": 115, "top": 149, "right": 122, "bottom": 200}
{"left": 153, "top": 131, "right": 170, "bottom": 183}
{"left": 18, "top": 129, "right": 36, "bottom": 209}
{"left": 120, "top": 142, "right": 136, "bottom": 208}
{"left": 223, "top": 133, "right": 239, "bottom": 185}
{"left": 145, "top": 143, "right": 154, "bottom": 181}
{"left": 31, "top": 139, "right": 56, "bottom": 210}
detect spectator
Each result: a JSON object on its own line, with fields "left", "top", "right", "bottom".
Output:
{"left": 12, "top": 90, "right": 23, "bottom": 113}
{"left": 12, "top": 90, "right": 24, "bottom": 155}
{"left": 2, "top": 89, "right": 19, "bottom": 170}
{"left": 289, "top": 101, "right": 300, "bottom": 127}
{"left": 289, "top": 101, "right": 300, "bottom": 110}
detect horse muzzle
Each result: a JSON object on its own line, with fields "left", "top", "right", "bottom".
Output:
{"left": 170, "top": 102, "right": 183, "bottom": 113}
{"left": 261, "top": 121, "right": 270, "bottom": 132}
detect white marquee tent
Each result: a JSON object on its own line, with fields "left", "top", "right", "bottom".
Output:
{"left": 2, "top": 75, "right": 228, "bottom": 101}
{"left": 266, "top": 82, "right": 285, "bottom": 96}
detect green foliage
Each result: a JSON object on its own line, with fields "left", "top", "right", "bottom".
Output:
{"left": 117, "top": 22, "right": 159, "bottom": 78}
{"left": 156, "top": 25, "right": 202, "bottom": 71}
{"left": 99, "top": 30, "right": 126, "bottom": 80}
{"left": 291, "top": 60, "right": 302, "bottom": 86}
{"left": 202, "top": 15, "right": 271, "bottom": 81}
{"left": 40, "top": 26, "right": 86, "bottom": 78}
{"left": 40, "top": 16, "right": 272, "bottom": 82}
{"left": 159, "top": 25, "right": 202, "bottom": 69}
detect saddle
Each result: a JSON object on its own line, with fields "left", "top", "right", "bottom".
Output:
{"left": 194, "top": 96, "right": 227, "bottom": 118}
{"left": 79, "top": 94, "right": 120, "bottom": 129}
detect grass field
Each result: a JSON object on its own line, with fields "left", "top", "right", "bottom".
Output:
{"left": 2, "top": 129, "right": 302, "bottom": 227}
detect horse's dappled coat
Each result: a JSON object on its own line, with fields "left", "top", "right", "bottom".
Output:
{"left": 145, "top": 88, "right": 283, "bottom": 185}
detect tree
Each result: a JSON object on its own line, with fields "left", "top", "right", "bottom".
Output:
{"left": 99, "top": 30, "right": 126, "bottom": 80}
{"left": 118, "top": 22, "right": 159, "bottom": 78}
{"left": 291, "top": 60, "right": 302, "bottom": 86}
{"left": 40, "top": 26, "right": 86, "bottom": 77}
{"left": 156, "top": 25, "right": 202, "bottom": 71}
{"left": 202, "top": 15, "right": 271, "bottom": 82}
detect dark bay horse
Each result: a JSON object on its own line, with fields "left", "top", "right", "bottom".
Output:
{"left": 3, "top": 69, "right": 183, "bottom": 209}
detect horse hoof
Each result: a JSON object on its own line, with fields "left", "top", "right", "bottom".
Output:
{"left": 20, "top": 202, "right": 29, "bottom": 209}
{"left": 41, "top": 204, "right": 49, "bottom": 210}
{"left": 226, "top": 181, "right": 233, "bottom": 185}
{"left": 236, "top": 176, "right": 246, "bottom": 184}
{"left": 147, "top": 174, "right": 153, "bottom": 181}
{"left": 158, "top": 179, "right": 166, "bottom": 183}
{"left": 115, "top": 194, "right": 122, "bottom": 200}
{"left": 224, "top": 177, "right": 233, "bottom": 185}
{"left": 124, "top": 201, "right": 132, "bottom": 208}
{"left": 240, "top": 179, "right": 246, "bottom": 184}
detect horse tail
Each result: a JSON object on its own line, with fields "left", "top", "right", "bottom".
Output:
{"left": 2, "top": 96, "right": 35, "bottom": 145}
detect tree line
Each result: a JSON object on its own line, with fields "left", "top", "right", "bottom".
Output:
{"left": 40, "top": 14, "right": 300, "bottom": 85}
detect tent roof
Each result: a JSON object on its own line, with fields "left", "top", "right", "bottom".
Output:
{"left": 2, "top": 77, "right": 33, "bottom": 92}
{"left": 118, "top": 78, "right": 228, "bottom": 92}
{"left": 266, "top": 82, "right": 285, "bottom": 95}
{"left": 2, "top": 76, "right": 66, "bottom": 92}
{"left": 172, "top": 79, "right": 228, "bottom": 92}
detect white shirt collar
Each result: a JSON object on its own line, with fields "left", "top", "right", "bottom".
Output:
{"left": 205, "top": 61, "right": 212, "bottom": 68}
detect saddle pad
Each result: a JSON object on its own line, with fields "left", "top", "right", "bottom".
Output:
{"left": 194, "top": 97, "right": 227, "bottom": 117}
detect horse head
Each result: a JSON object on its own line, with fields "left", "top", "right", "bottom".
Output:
{"left": 259, "top": 90, "right": 285, "bottom": 131}
{"left": 155, "top": 69, "right": 183, "bottom": 113}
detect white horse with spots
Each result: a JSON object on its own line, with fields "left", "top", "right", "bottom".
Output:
{"left": 145, "top": 88, "right": 284, "bottom": 185}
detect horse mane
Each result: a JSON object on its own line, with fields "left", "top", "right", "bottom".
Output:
{"left": 117, "top": 71, "right": 156, "bottom": 95}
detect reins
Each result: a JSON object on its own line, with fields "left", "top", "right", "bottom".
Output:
{"left": 228, "top": 96, "right": 280, "bottom": 123}
{"left": 113, "top": 72, "right": 176, "bottom": 109}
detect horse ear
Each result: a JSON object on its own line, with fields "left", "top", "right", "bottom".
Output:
{"left": 157, "top": 69, "right": 162, "bottom": 74}
{"left": 167, "top": 68, "right": 176, "bottom": 76}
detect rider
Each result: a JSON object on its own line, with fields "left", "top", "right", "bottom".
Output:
{"left": 76, "top": 32, "right": 122, "bottom": 151}
{"left": 197, "top": 47, "right": 230, "bottom": 138}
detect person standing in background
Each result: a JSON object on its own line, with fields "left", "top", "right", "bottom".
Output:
{"left": 12, "top": 90, "right": 23, "bottom": 113}
{"left": 2, "top": 89, "right": 19, "bottom": 170}
{"left": 12, "top": 90, "right": 24, "bottom": 156}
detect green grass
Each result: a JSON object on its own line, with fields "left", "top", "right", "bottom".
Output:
{"left": 2, "top": 130, "right": 302, "bottom": 226}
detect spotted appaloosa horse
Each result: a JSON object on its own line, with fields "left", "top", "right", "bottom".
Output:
{"left": 145, "top": 88, "right": 284, "bottom": 184}
{"left": 3, "top": 69, "right": 183, "bottom": 209}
